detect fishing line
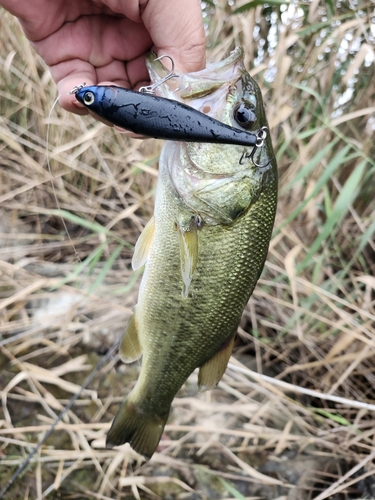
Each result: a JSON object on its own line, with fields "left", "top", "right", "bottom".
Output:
{"left": 45, "top": 94, "right": 81, "bottom": 263}
{"left": 0, "top": 340, "right": 120, "bottom": 499}
{"left": 0, "top": 94, "right": 119, "bottom": 497}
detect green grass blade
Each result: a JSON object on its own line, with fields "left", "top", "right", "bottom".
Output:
{"left": 47, "top": 209, "right": 108, "bottom": 234}
{"left": 288, "top": 82, "right": 325, "bottom": 112}
{"left": 232, "top": 0, "right": 289, "bottom": 14}
{"left": 218, "top": 478, "right": 247, "bottom": 500}
{"left": 50, "top": 243, "right": 107, "bottom": 290}
{"left": 311, "top": 408, "right": 352, "bottom": 427}
{"left": 296, "top": 13, "right": 353, "bottom": 36}
{"left": 299, "top": 159, "right": 367, "bottom": 269}
{"left": 281, "top": 138, "right": 340, "bottom": 194}
{"left": 357, "top": 219, "right": 375, "bottom": 255}
{"left": 113, "top": 267, "right": 144, "bottom": 295}
{"left": 276, "top": 144, "right": 354, "bottom": 235}
{"left": 89, "top": 244, "right": 124, "bottom": 293}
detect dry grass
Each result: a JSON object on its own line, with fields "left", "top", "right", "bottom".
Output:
{"left": 1, "top": 1, "right": 375, "bottom": 498}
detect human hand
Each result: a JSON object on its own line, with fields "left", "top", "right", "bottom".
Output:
{"left": 0, "top": 0, "right": 206, "bottom": 116}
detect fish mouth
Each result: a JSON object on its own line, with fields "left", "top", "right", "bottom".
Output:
{"left": 146, "top": 48, "right": 246, "bottom": 101}
{"left": 182, "top": 159, "right": 233, "bottom": 182}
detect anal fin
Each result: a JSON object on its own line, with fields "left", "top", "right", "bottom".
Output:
{"left": 132, "top": 215, "right": 155, "bottom": 271}
{"left": 120, "top": 312, "right": 142, "bottom": 363}
{"left": 198, "top": 334, "right": 235, "bottom": 392}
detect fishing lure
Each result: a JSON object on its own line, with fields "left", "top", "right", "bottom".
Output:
{"left": 74, "top": 85, "right": 261, "bottom": 147}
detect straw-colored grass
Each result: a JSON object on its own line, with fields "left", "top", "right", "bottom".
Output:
{"left": 1, "top": 1, "right": 375, "bottom": 498}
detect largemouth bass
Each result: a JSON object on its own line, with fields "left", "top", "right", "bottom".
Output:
{"left": 106, "top": 47, "right": 278, "bottom": 459}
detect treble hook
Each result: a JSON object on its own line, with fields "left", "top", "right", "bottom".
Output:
{"left": 238, "top": 126, "right": 271, "bottom": 167}
{"left": 139, "top": 55, "right": 179, "bottom": 94}
{"left": 249, "top": 126, "right": 272, "bottom": 168}
{"left": 69, "top": 82, "right": 87, "bottom": 95}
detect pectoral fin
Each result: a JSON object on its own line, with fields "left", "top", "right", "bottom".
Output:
{"left": 198, "top": 334, "right": 236, "bottom": 392}
{"left": 119, "top": 312, "right": 142, "bottom": 363}
{"left": 132, "top": 216, "right": 155, "bottom": 271}
{"left": 177, "top": 219, "right": 198, "bottom": 298}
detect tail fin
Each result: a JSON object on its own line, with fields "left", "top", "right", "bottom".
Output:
{"left": 106, "top": 397, "right": 169, "bottom": 460}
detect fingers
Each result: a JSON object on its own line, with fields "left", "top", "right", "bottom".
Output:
{"left": 53, "top": 57, "right": 152, "bottom": 114}
{"left": 0, "top": 0, "right": 64, "bottom": 37}
{"left": 34, "top": 14, "right": 152, "bottom": 114}
{"left": 141, "top": 0, "right": 206, "bottom": 73}
{"left": 0, "top": 0, "right": 206, "bottom": 120}
{"left": 50, "top": 60, "right": 95, "bottom": 114}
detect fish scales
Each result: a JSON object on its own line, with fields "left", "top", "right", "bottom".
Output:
{"left": 137, "top": 160, "right": 277, "bottom": 402}
{"left": 104, "top": 47, "right": 278, "bottom": 459}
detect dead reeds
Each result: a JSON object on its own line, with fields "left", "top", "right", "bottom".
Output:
{"left": 1, "top": 1, "right": 375, "bottom": 498}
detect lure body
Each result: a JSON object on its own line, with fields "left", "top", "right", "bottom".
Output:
{"left": 75, "top": 85, "right": 259, "bottom": 147}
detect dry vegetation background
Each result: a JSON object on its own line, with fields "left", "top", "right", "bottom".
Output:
{"left": 0, "top": 0, "right": 375, "bottom": 498}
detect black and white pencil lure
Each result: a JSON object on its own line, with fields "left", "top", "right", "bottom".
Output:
{"left": 75, "top": 85, "right": 259, "bottom": 147}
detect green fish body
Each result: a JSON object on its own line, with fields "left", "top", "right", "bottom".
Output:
{"left": 107, "top": 48, "right": 278, "bottom": 459}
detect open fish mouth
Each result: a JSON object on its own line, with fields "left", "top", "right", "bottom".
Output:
{"left": 146, "top": 47, "right": 246, "bottom": 101}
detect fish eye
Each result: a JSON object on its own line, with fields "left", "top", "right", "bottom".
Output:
{"left": 233, "top": 102, "right": 256, "bottom": 129}
{"left": 83, "top": 91, "right": 95, "bottom": 105}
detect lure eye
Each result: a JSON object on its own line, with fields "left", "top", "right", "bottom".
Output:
{"left": 233, "top": 102, "right": 256, "bottom": 129}
{"left": 83, "top": 91, "right": 95, "bottom": 106}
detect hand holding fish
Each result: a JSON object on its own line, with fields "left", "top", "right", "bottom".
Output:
{"left": 0, "top": 0, "right": 205, "bottom": 116}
